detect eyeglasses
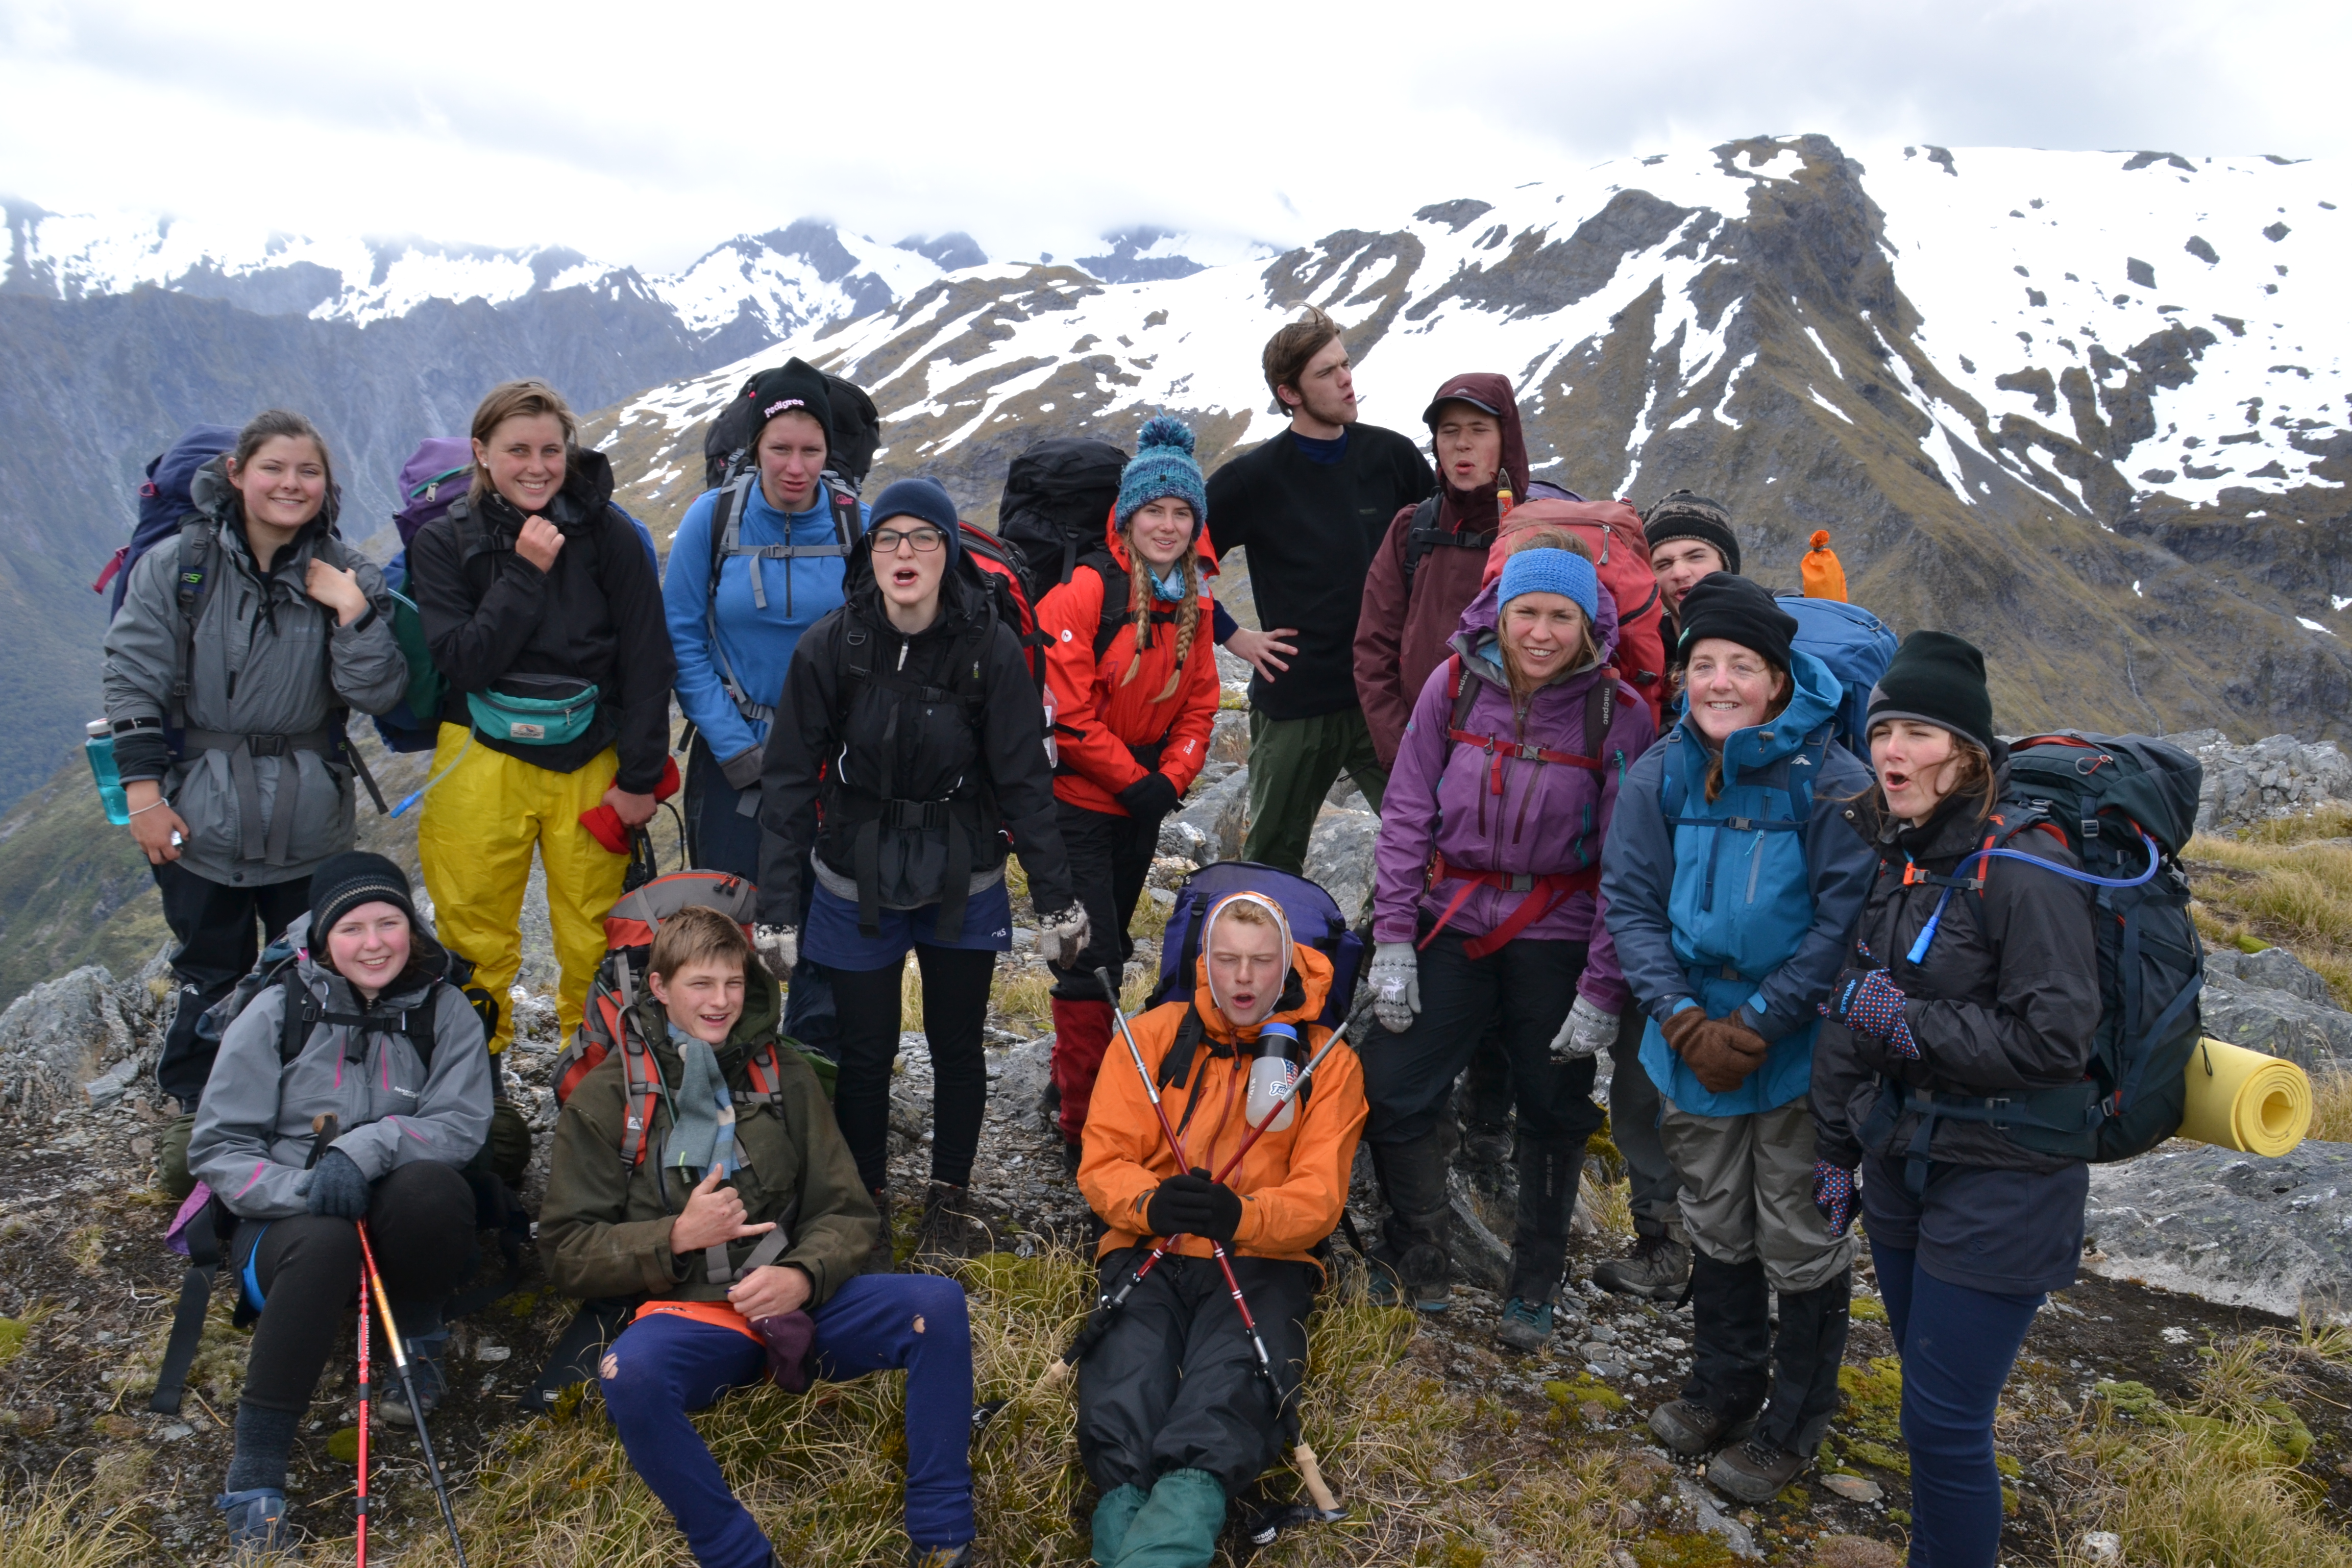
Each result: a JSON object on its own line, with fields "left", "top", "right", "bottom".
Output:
{"left": 870, "top": 526, "right": 946, "bottom": 554}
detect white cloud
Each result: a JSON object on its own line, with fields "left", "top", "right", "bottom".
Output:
{"left": 2, "top": 0, "right": 2348, "bottom": 271}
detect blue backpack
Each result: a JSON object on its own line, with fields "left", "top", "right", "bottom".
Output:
{"left": 1777, "top": 595, "right": 1898, "bottom": 756}
{"left": 1148, "top": 861, "right": 1365, "bottom": 1030}
{"left": 95, "top": 425, "right": 240, "bottom": 615}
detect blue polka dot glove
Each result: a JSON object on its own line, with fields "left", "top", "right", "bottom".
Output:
{"left": 1820, "top": 968, "right": 1919, "bottom": 1061}
{"left": 1812, "top": 1160, "right": 1857, "bottom": 1238}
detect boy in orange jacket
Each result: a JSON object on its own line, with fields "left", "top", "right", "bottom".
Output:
{"left": 1074, "top": 892, "right": 1367, "bottom": 1567}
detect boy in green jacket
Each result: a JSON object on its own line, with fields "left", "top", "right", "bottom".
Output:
{"left": 540, "top": 905, "right": 976, "bottom": 1568}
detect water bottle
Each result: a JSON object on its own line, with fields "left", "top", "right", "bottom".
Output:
{"left": 1246, "top": 1020, "right": 1301, "bottom": 1132}
{"left": 85, "top": 719, "right": 129, "bottom": 826}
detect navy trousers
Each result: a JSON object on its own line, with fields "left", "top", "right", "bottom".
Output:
{"left": 598, "top": 1273, "right": 976, "bottom": 1565}
{"left": 1871, "top": 1240, "right": 2042, "bottom": 1568}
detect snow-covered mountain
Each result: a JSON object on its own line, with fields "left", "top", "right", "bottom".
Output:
{"left": 583, "top": 136, "right": 2348, "bottom": 744}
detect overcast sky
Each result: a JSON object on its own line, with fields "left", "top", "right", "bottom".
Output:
{"left": 4, "top": 0, "right": 2346, "bottom": 272}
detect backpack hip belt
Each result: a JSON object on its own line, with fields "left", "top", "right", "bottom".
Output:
{"left": 1864, "top": 1076, "right": 2107, "bottom": 1197}
{"left": 180, "top": 725, "right": 340, "bottom": 867}
{"left": 1418, "top": 854, "right": 1601, "bottom": 960}
{"left": 829, "top": 791, "right": 988, "bottom": 942}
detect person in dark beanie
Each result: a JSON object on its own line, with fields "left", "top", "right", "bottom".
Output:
{"left": 1601, "top": 571, "right": 1875, "bottom": 1503}
{"left": 666, "top": 359, "right": 868, "bottom": 1057}
{"left": 1203, "top": 307, "right": 1435, "bottom": 873}
{"left": 755, "top": 476, "right": 1083, "bottom": 1264}
{"left": 1036, "top": 417, "right": 1223, "bottom": 1169}
{"left": 1644, "top": 491, "right": 1741, "bottom": 641}
{"left": 1812, "top": 630, "right": 2098, "bottom": 1568}
{"left": 187, "top": 850, "right": 491, "bottom": 1556}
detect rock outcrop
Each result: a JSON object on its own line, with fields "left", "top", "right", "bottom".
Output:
{"left": 2202, "top": 946, "right": 2352, "bottom": 1074}
{"left": 2085, "top": 1140, "right": 2352, "bottom": 1319}
{"left": 0, "top": 960, "right": 156, "bottom": 1120}
{"left": 2166, "top": 730, "right": 2352, "bottom": 835}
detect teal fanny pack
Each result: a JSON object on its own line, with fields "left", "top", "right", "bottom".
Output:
{"left": 467, "top": 676, "right": 600, "bottom": 746}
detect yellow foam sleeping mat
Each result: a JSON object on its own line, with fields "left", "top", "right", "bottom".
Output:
{"left": 2178, "top": 1037, "right": 2312, "bottom": 1157}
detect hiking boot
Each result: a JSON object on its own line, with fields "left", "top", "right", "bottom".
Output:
{"left": 1364, "top": 1242, "right": 1452, "bottom": 1312}
{"left": 1594, "top": 1232, "right": 1692, "bottom": 1301}
{"left": 1647, "top": 1398, "right": 1756, "bottom": 1458}
{"left": 1459, "top": 1119, "right": 1514, "bottom": 1169}
{"left": 381, "top": 1328, "right": 448, "bottom": 1428}
{"left": 1367, "top": 1134, "right": 1454, "bottom": 1311}
{"left": 1706, "top": 1435, "right": 1808, "bottom": 1502}
{"left": 215, "top": 1487, "right": 296, "bottom": 1560}
{"left": 913, "top": 1182, "right": 986, "bottom": 1266}
{"left": 1493, "top": 1297, "right": 1556, "bottom": 1353}
{"left": 1061, "top": 1139, "right": 1083, "bottom": 1178}
{"left": 908, "top": 1544, "right": 973, "bottom": 1568}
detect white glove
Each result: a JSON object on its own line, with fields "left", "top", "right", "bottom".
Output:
{"left": 1552, "top": 993, "right": 1616, "bottom": 1061}
{"left": 1369, "top": 942, "right": 1420, "bottom": 1034}
{"left": 1037, "top": 905, "right": 1092, "bottom": 969}
{"left": 753, "top": 923, "right": 799, "bottom": 981}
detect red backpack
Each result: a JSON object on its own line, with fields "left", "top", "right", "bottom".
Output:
{"left": 550, "top": 871, "right": 832, "bottom": 1168}
{"left": 958, "top": 522, "right": 1047, "bottom": 687}
{"left": 1480, "top": 496, "right": 1669, "bottom": 729}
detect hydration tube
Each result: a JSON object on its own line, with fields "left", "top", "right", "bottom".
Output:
{"left": 391, "top": 736, "right": 472, "bottom": 818}
{"left": 1905, "top": 831, "right": 2161, "bottom": 965}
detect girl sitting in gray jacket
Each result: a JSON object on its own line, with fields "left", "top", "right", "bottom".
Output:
{"left": 101, "top": 409, "right": 408, "bottom": 1186}
{"left": 188, "top": 853, "right": 492, "bottom": 1558}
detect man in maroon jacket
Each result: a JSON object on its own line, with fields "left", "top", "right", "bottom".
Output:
{"left": 1353, "top": 374, "right": 1530, "bottom": 771}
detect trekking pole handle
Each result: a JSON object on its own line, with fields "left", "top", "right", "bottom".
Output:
{"left": 307, "top": 1113, "right": 339, "bottom": 1171}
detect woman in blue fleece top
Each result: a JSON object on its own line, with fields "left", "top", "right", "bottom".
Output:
{"left": 666, "top": 359, "right": 870, "bottom": 881}
{"left": 1599, "top": 574, "right": 1875, "bottom": 1504}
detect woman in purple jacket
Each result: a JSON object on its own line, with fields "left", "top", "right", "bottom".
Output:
{"left": 1362, "top": 536, "right": 1658, "bottom": 1350}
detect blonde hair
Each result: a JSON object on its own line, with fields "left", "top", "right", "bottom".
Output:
{"left": 1215, "top": 897, "right": 1279, "bottom": 930}
{"left": 647, "top": 904, "right": 752, "bottom": 985}
{"left": 468, "top": 379, "right": 577, "bottom": 500}
{"left": 1117, "top": 531, "right": 1204, "bottom": 702}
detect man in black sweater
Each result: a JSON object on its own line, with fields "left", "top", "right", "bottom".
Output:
{"left": 1204, "top": 307, "right": 1435, "bottom": 873}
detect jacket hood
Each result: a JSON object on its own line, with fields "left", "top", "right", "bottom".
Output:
{"left": 1453, "top": 569, "right": 1622, "bottom": 673}
{"left": 1687, "top": 646, "right": 1847, "bottom": 782}
{"left": 1189, "top": 938, "right": 1333, "bottom": 1049}
{"left": 1426, "top": 372, "right": 1529, "bottom": 536}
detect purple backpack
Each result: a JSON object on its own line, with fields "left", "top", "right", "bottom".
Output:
{"left": 393, "top": 438, "right": 474, "bottom": 546}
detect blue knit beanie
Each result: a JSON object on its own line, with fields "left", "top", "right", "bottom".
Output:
{"left": 1115, "top": 415, "right": 1209, "bottom": 539}
{"left": 867, "top": 477, "right": 962, "bottom": 571}
{"left": 1498, "top": 547, "right": 1600, "bottom": 625}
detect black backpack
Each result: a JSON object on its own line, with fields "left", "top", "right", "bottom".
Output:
{"left": 995, "top": 436, "right": 1130, "bottom": 604}
{"left": 1874, "top": 732, "right": 2205, "bottom": 1171}
{"left": 701, "top": 362, "right": 882, "bottom": 493}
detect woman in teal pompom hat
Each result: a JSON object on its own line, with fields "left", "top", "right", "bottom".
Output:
{"left": 1033, "top": 413, "right": 1224, "bottom": 1170}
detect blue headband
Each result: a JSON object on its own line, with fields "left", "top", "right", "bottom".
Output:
{"left": 1497, "top": 547, "right": 1599, "bottom": 624}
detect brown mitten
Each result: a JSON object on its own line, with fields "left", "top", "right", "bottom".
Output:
{"left": 1679, "top": 1017, "right": 1771, "bottom": 1094}
{"left": 1660, "top": 1006, "right": 1708, "bottom": 1056}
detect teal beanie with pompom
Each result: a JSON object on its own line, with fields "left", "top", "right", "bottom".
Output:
{"left": 1114, "top": 414, "right": 1209, "bottom": 540}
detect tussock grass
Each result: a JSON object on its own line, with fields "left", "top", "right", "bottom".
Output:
{"left": 2072, "top": 1328, "right": 2348, "bottom": 1568}
{"left": 991, "top": 969, "right": 1156, "bottom": 1039}
{"left": 0, "top": 1471, "right": 151, "bottom": 1568}
{"left": 2307, "top": 1071, "right": 2352, "bottom": 1142}
{"left": 2187, "top": 830, "right": 2352, "bottom": 1007}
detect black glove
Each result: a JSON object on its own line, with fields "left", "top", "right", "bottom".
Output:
{"left": 1144, "top": 1167, "right": 1243, "bottom": 1245}
{"left": 718, "top": 744, "right": 767, "bottom": 793}
{"left": 304, "top": 1148, "right": 372, "bottom": 1220}
{"left": 1116, "top": 771, "right": 1181, "bottom": 823}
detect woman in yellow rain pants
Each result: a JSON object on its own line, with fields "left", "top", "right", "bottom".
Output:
{"left": 407, "top": 380, "right": 676, "bottom": 1168}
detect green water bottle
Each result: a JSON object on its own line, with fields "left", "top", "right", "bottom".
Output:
{"left": 86, "top": 719, "right": 130, "bottom": 825}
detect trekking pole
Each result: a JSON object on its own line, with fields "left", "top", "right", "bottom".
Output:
{"left": 357, "top": 1238, "right": 372, "bottom": 1568}
{"left": 1041, "top": 1018, "right": 1355, "bottom": 1386}
{"left": 1079, "top": 970, "right": 1343, "bottom": 1516}
{"left": 356, "top": 1221, "right": 471, "bottom": 1567}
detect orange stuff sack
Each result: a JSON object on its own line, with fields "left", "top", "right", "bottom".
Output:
{"left": 1801, "top": 529, "right": 1849, "bottom": 602}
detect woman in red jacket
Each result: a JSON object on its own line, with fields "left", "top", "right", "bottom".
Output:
{"left": 1038, "top": 415, "right": 1223, "bottom": 1169}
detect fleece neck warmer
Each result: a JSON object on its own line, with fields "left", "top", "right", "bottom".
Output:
{"left": 663, "top": 1023, "right": 737, "bottom": 1179}
{"left": 1203, "top": 892, "right": 1294, "bottom": 1028}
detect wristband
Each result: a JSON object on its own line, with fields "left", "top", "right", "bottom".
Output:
{"left": 128, "top": 798, "right": 169, "bottom": 818}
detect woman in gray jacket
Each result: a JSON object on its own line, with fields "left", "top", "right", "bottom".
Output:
{"left": 189, "top": 852, "right": 491, "bottom": 1557}
{"left": 102, "top": 409, "right": 407, "bottom": 1182}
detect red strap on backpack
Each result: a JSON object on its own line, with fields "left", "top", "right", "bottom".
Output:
{"left": 1417, "top": 852, "right": 1602, "bottom": 958}
{"left": 1442, "top": 655, "right": 1607, "bottom": 792}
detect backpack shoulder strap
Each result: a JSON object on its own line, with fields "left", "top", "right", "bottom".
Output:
{"left": 618, "top": 1015, "right": 665, "bottom": 1171}
{"left": 277, "top": 971, "right": 313, "bottom": 1065}
{"left": 1157, "top": 1004, "right": 1209, "bottom": 1092}
{"left": 168, "top": 516, "right": 222, "bottom": 728}
{"left": 1081, "top": 550, "right": 1134, "bottom": 662}
{"left": 830, "top": 484, "right": 863, "bottom": 551}
{"left": 1584, "top": 670, "right": 1617, "bottom": 763}
{"left": 1398, "top": 496, "right": 1443, "bottom": 602}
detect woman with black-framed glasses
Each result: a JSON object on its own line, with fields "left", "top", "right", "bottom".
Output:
{"left": 755, "top": 478, "right": 1081, "bottom": 1265}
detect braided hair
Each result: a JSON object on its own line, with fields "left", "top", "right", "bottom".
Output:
{"left": 1117, "top": 534, "right": 1203, "bottom": 702}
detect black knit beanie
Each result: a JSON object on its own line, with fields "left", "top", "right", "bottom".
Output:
{"left": 1675, "top": 573, "right": 1797, "bottom": 670}
{"left": 1867, "top": 630, "right": 1995, "bottom": 756}
{"left": 1643, "top": 490, "right": 1741, "bottom": 575}
{"left": 309, "top": 851, "right": 418, "bottom": 943}
{"left": 744, "top": 359, "right": 835, "bottom": 451}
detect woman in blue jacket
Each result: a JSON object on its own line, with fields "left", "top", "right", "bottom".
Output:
{"left": 666, "top": 360, "right": 867, "bottom": 1050}
{"left": 1599, "top": 574, "right": 1875, "bottom": 1503}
